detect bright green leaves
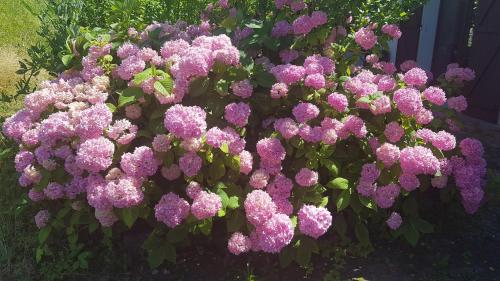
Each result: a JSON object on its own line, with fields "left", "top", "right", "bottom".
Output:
{"left": 132, "top": 67, "right": 154, "bottom": 85}
{"left": 279, "top": 237, "right": 319, "bottom": 268}
{"left": 327, "top": 177, "right": 350, "bottom": 190}
{"left": 38, "top": 226, "right": 52, "bottom": 244}
{"left": 154, "top": 74, "right": 174, "bottom": 97}
{"left": 118, "top": 87, "right": 144, "bottom": 108}
{"left": 143, "top": 232, "right": 176, "bottom": 268}
{"left": 335, "top": 189, "right": 351, "bottom": 211}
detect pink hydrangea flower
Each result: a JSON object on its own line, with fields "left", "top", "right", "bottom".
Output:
{"left": 384, "top": 122, "right": 404, "bottom": 143}
{"left": 355, "top": 27, "right": 377, "bottom": 50}
{"left": 293, "top": 103, "right": 320, "bottom": 123}
{"left": 75, "top": 103, "right": 112, "bottom": 140}
{"left": 121, "top": 146, "right": 159, "bottom": 178}
{"left": 164, "top": 105, "right": 207, "bottom": 139}
{"left": 361, "top": 163, "right": 380, "bottom": 183}
{"left": 270, "top": 83, "right": 289, "bottom": 98}
{"left": 274, "top": 118, "right": 299, "bottom": 139}
{"left": 374, "top": 184, "right": 401, "bottom": 208}
{"left": 44, "top": 182, "right": 65, "bottom": 200}
{"left": 106, "top": 176, "right": 144, "bottom": 208}
{"left": 2, "top": 110, "right": 33, "bottom": 141}
{"left": 304, "top": 74, "right": 326, "bottom": 89}
{"left": 376, "top": 143, "right": 400, "bottom": 167}
{"left": 399, "top": 173, "right": 420, "bottom": 191}
{"left": 228, "top": 232, "right": 252, "bottom": 255}
{"left": 377, "top": 75, "right": 396, "bottom": 92}
{"left": 400, "top": 60, "right": 418, "bottom": 72}
{"left": 386, "top": 212, "right": 402, "bottom": 230}
{"left": 415, "top": 109, "right": 434, "bottom": 125}
{"left": 155, "top": 192, "right": 190, "bottom": 228}
{"left": 244, "top": 190, "right": 277, "bottom": 226}
{"left": 35, "top": 210, "right": 50, "bottom": 229}
{"left": 431, "top": 175, "right": 448, "bottom": 189}
{"left": 381, "top": 24, "right": 402, "bottom": 39}
{"left": 76, "top": 137, "right": 115, "bottom": 173}
{"left": 225, "top": 102, "right": 251, "bottom": 127}
{"left": 431, "top": 131, "right": 456, "bottom": 151}
{"left": 459, "top": 138, "right": 484, "bottom": 158}
{"left": 327, "top": 93, "right": 348, "bottom": 112}
{"left": 399, "top": 146, "right": 440, "bottom": 175}
{"left": 239, "top": 150, "right": 254, "bottom": 175}
{"left": 95, "top": 209, "right": 118, "bottom": 227}
{"left": 191, "top": 191, "right": 222, "bottom": 220}
{"left": 272, "top": 20, "right": 293, "bottom": 37}
{"left": 152, "top": 134, "right": 172, "bottom": 152}
{"left": 279, "top": 49, "right": 299, "bottom": 64}
{"left": 403, "top": 67, "right": 428, "bottom": 87}
{"left": 447, "top": 95, "right": 468, "bottom": 112}
{"left": 179, "top": 152, "right": 202, "bottom": 177}
{"left": 186, "top": 181, "right": 203, "bottom": 200}
{"left": 231, "top": 79, "right": 253, "bottom": 98}
{"left": 370, "top": 95, "right": 392, "bottom": 115}
{"left": 254, "top": 213, "right": 294, "bottom": 253}
{"left": 250, "top": 169, "right": 270, "bottom": 189}
{"left": 295, "top": 168, "right": 318, "bottom": 187}
{"left": 256, "top": 138, "right": 286, "bottom": 165}
{"left": 270, "top": 64, "right": 305, "bottom": 85}
{"left": 423, "top": 86, "right": 447, "bottom": 106}
{"left": 161, "top": 164, "right": 181, "bottom": 181}
{"left": 298, "top": 205, "right": 332, "bottom": 239}
{"left": 293, "top": 15, "right": 314, "bottom": 35}
{"left": 125, "top": 104, "right": 142, "bottom": 119}
{"left": 393, "top": 88, "right": 423, "bottom": 116}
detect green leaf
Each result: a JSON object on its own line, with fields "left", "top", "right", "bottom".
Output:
{"left": 167, "top": 227, "right": 188, "bottom": 243}
{"left": 106, "top": 103, "right": 116, "bottom": 113}
{"left": 279, "top": 246, "right": 294, "bottom": 268}
{"left": 217, "top": 189, "right": 230, "bottom": 209}
{"left": 295, "top": 245, "right": 311, "bottom": 267}
{"left": 357, "top": 96, "right": 371, "bottom": 104}
{"left": 290, "top": 216, "right": 297, "bottom": 228}
{"left": 355, "top": 222, "right": 370, "bottom": 246}
{"left": 335, "top": 189, "right": 351, "bottom": 211}
{"left": 327, "top": 177, "right": 349, "bottom": 190}
{"left": 119, "top": 207, "right": 139, "bottom": 228}
{"left": 226, "top": 210, "right": 244, "bottom": 232}
{"left": 163, "top": 151, "right": 175, "bottom": 167}
{"left": 412, "top": 218, "right": 434, "bottom": 234}
{"left": 255, "top": 70, "right": 276, "bottom": 88}
{"left": 198, "top": 219, "right": 213, "bottom": 236}
{"left": 319, "top": 196, "right": 329, "bottom": 207}
{"left": 220, "top": 143, "right": 229, "bottom": 154}
{"left": 147, "top": 245, "right": 166, "bottom": 268}
{"left": 118, "top": 87, "right": 144, "bottom": 108}
{"left": 36, "top": 247, "right": 44, "bottom": 263}
{"left": 133, "top": 68, "right": 153, "bottom": 85}
{"left": 227, "top": 196, "right": 239, "bottom": 209}
{"left": 220, "top": 16, "right": 237, "bottom": 30}
{"left": 188, "top": 77, "right": 210, "bottom": 97}
{"left": 61, "top": 54, "right": 74, "bottom": 67}
{"left": 404, "top": 223, "right": 420, "bottom": 247}
{"left": 320, "top": 159, "right": 339, "bottom": 176}
{"left": 38, "top": 226, "right": 51, "bottom": 244}
{"left": 209, "top": 158, "right": 226, "bottom": 181}
{"left": 245, "top": 21, "right": 263, "bottom": 29}
{"left": 164, "top": 243, "right": 176, "bottom": 263}
{"left": 154, "top": 75, "right": 173, "bottom": 96}
{"left": 333, "top": 214, "right": 347, "bottom": 236}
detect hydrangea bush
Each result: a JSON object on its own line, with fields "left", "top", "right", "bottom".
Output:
{"left": 3, "top": 0, "right": 488, "bottom": 267}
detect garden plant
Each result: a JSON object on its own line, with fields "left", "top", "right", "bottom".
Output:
{"left": 1, "top": 0, "right": 492, "bottom": 276}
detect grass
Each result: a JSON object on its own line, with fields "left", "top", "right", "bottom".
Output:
{"left": 0, "top": 0, "right": 43, "bottom": 117}
{"left": 0, "top": 1, "right": 41, "bottom": 280}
